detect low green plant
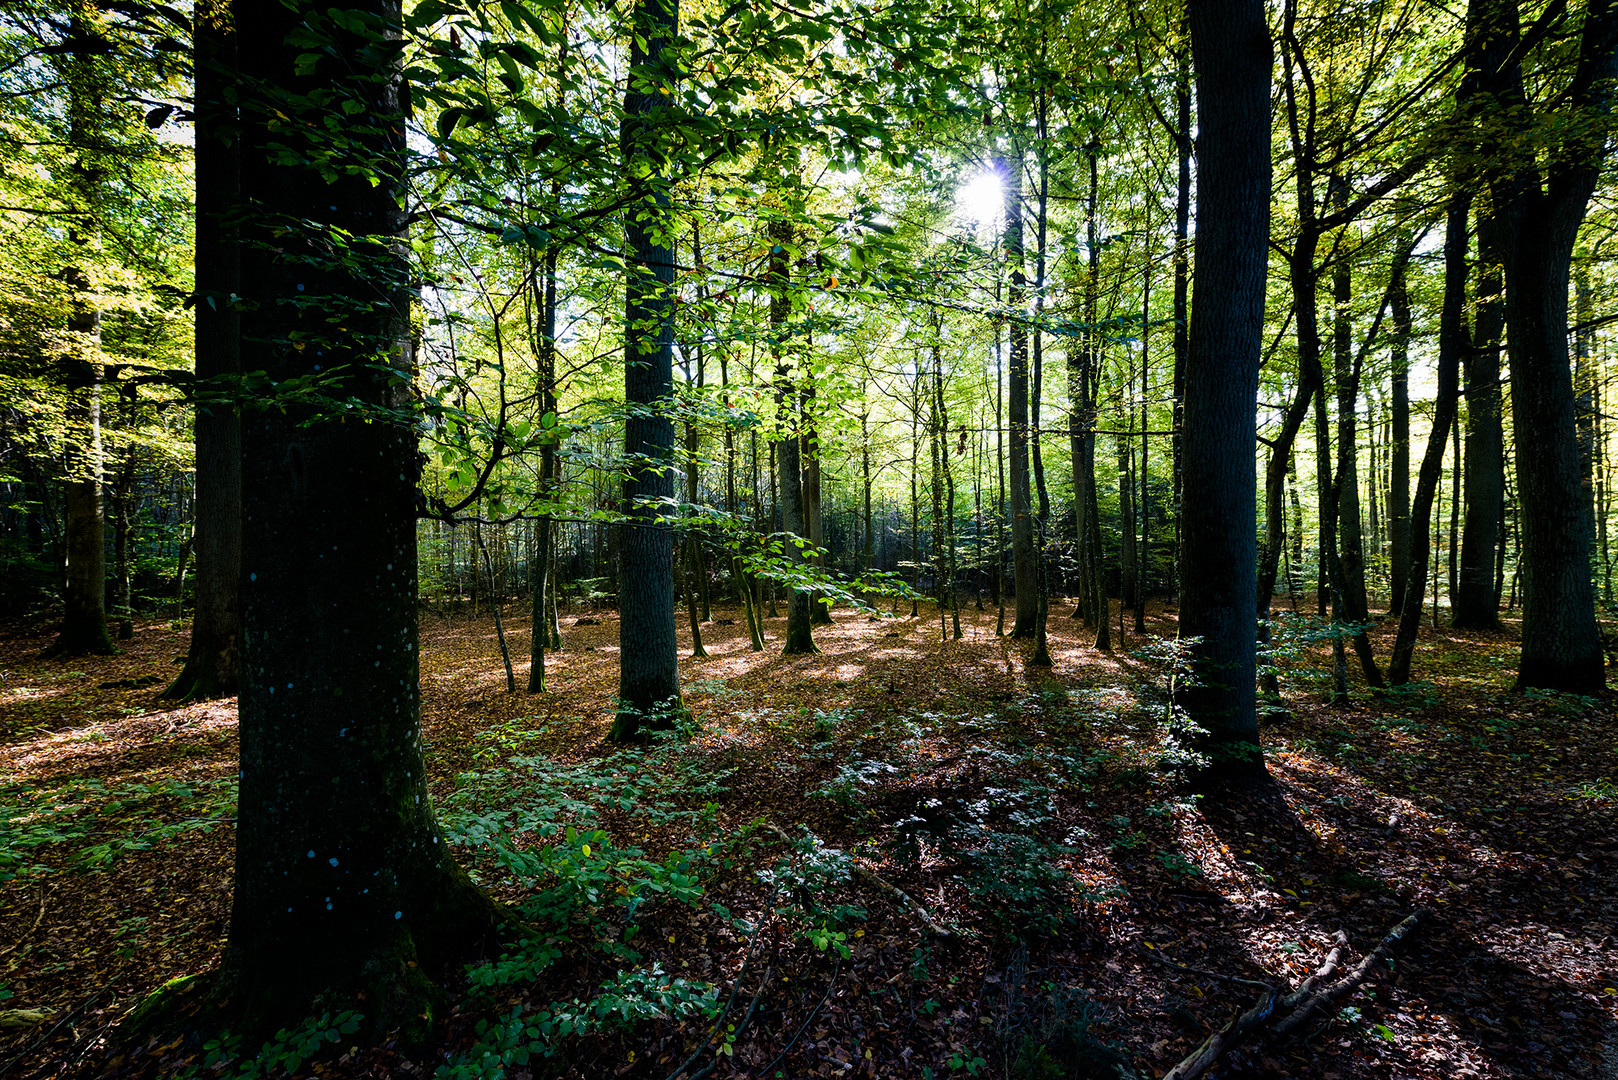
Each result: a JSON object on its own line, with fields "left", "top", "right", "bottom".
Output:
{"left": 1523, "top": 687, "right": 1603, "bottom": 719}
{"left": 1005, "top": 983, "right": 1129, "bottom": 1080}
{"left": 193, "top": 1010, "right": 362, "bottom": 1079}
{"left": 1155, "top": 851, "right": 1202, "bottom": 880}
{"left": 0, "top": 777, "right": 237, "bottom": 880}
{"left": 1570, "top": 778, "right": 1618, "bottom": 801}
{"left": 810, "top": 758, "right": 898, "bottom": 809}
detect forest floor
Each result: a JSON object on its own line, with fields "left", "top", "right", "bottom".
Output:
{"left": 0, "top": 597, "right": 1615, "bottom": 1080}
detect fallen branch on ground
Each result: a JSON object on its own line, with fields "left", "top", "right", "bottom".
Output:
{"left": 1154, "top": 909, "right": 1425, "bottom": 1080}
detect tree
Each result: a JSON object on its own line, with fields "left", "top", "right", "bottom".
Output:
{"left": 771, "top": 216, "right": 818, "bottom": 655}
{"left": 219, "top": 0, "right": 498, "bottom": 1034}
{"left": 1474, "top": 0, "right": 1615, "bottom": 692}
{"left": 1174, "top": 0, "right": 1271, "bottom": 782}
{"left": 1001, "top": 150, "right": 1038, "bottom": 638}
{"left": 163, "top": 0, "right": 241, "bottom": 700}
{"left": 43, "top": 3, "right": 117, "bottom": 659}
{"left": 610, "top": 0, "right": 687, "bottom": 737}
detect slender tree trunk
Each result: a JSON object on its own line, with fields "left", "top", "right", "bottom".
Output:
{"left": 770, "top": 220, "right": 815, "bottom": 654}
{"left": 1002, "top": 151, "right": 1038, "bottom": 636}
{"left": 165, "top": 0, "right": 241, "bottom": 692}
{"left": 45, "top": 24, "right": 113, "bottom": 660}
{"left": 995, "top": 293, "right": 1007, "bottom": 636}
{"left": 1171, "top": 40, "right": 1191, "bottom": 604}
{"left": 528, "top": 228, "right": 559, "bottom": 692}
{"left": 1135, "top": 258, "right": 1150, "bottom": 633}
{"left": 1330, "top": 177, "right": 1370, "bottom": 622}
{"left": 111, "top": 442, "right": 136, "bottom": 639}
{"left": 1388, "top": 244, "right": 1412, "bottom": 613}
{"left": 1390, "top": 195, "right": 1470, "bottom": 684}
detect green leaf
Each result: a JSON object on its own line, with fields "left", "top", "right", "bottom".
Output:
{"left": 435, "top": 106, "right": 464, "bottom": 139}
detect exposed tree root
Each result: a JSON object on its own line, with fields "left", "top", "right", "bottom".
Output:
{"left": 1155, "top": 909, "right": 1425, "bottom": 1080}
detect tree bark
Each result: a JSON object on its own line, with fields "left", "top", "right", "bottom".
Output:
{"left": 1390, "top": 195, "right": 1469, "bottom": 685}
{"left": 166, "top": 0, "right": 244, "bottom": 694}
{"left": 1002, "top": 151, "right": 1038, "bottom": 637}
{"left": 226, "top": 0, "right": 498, "bottom": 1036}
{"left": 770, "top": 220, "right": 816, "bottom": 654}
{"left": 1453, "top": 205, "right": 1504, "bottom": 629}
{"left": 611, "top": 0, "right": 687, "bottom": 737}
{"left": 1175, "top": 0, "right": 1271, "bottom": 783}
{"left": 1387, "top": 243, "right": 1412, "bottom": 614}
{"left": 1478, "top": 0, "right": 1613, "bottom": 691}
{"left": 44, "top": 16, "right": 113, "bottom": 660}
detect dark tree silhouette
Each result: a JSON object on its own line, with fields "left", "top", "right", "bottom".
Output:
{"left": 223, "top": 0, "right": 498, "bottom": 1034}
{"left": 1174, "top": 0, "right": 1271, "bottom": 783}
{"left": 610, "top": 0, "right": 687, "bottom": 737}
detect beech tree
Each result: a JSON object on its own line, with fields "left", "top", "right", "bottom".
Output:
{"left": 1473, "top": 0, "right": 1616, "bottom": 692}
{"left": 1174, "top": 0, "right": 1271, "bottom": 781}
{"left": 221, "top": 0, "right": 498, "bottom": 1032}
{"left": 610, "top": 0, "right": 686, "bottom": 738}
{"left": 163, "top": 0, "right": 240, "bottom": 700}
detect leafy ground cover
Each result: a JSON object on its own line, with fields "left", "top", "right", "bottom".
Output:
{"left": 1, "top": 600, "right": 1615, "bottom": 1079}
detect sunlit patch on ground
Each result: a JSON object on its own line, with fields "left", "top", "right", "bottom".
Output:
{"left": 2, "top": 601, "right": 1615, "bottom": 1079}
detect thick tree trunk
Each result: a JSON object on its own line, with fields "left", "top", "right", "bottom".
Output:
{"left": 611, "top": 0, "right": 686, "bottom": 737}
{"left": 1477, "top": 0, "right": 1613, "bottom": 692}
{"left": 1174, "top": 0, "right": 1270, "bottom": 783}
{"left": 226, "top": 0, "right": 498, "bottom": 1037}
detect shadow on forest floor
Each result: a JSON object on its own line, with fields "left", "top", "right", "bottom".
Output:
{"left": 0, "top": 600, "right": 1615, "bottom": 1079}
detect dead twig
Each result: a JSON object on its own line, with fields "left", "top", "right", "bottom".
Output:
{"left": 1271, "top": 909, "right": 1425, "bottom": 1038}
{"left": 1154, "top": 910, "right": 1424, "bottom": 1080}
{"left": 1160, "top": 992, "right": 1278, "bottom": 1080}
{"left": 1277, "top": 930, "right": 1348, "bottom": 1010}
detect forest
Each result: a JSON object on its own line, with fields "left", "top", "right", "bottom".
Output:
{"left": 0, "top": 0, "right": 1615, "bottom": 1076}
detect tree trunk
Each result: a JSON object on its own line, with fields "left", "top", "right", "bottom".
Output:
{"left": 1175, "top": 0, "right": 1270, "bottom": 783}
{"left": 1387, "top": 245, "right": 1412, "bottom": 613}
{"left": 1002, "top": 151, "right": 1038, "bottom": 637}
{"left": 1390, "top": 195, "right": 1469, "bottom": 684}
{"left": 167, "top": 2, "right": 242, "bottom": 691}
{"left": 1479, "top": 0, "right": 1612, "bottom": 692}
{"left": 803, "top": 388, "right": 831, "bottom": 625}
{"left": 528, "top": 232, "right": 560, "bottom": 692}
{"left": 226, "top": 0, "right": 498, "bottom": 1037}
{"left": 112, "top": 441, "right": 136, "bottom": 639}
{"left": 769, "top": 220, "right": 816, "bottom": 654}
{"left": 1171, "top": 40, "right": 1191, "bottom": 605}
{"left": 1330, "top": 176, "right": 1371, "bottom": 622}
{"left": 611, "top": 0, "right": 687, "bottom": 738}
{"left": 45, "top": 24, "right": 113, "bottom": 660}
